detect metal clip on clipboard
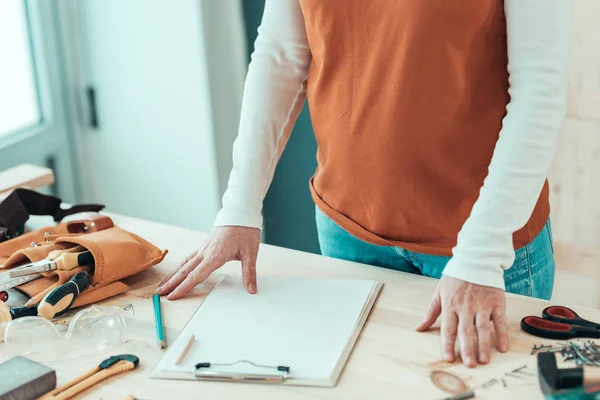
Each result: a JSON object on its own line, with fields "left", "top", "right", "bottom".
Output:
{"left": 194, "top": 360, "right": 291, "bottom": 383}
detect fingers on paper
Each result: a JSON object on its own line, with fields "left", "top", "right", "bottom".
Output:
{"left": 441, "top": 311, "right": 458, "bottom": 363}
{"left": 156, "top": 250, "right": 199, "bottom": 289}
{"left": 241, "top": 252, "right": 258, "bottom": 294}
{"left": 167, "top": 255, "right": 223, "bottom": 300}
{"left": 415, "top": 294, "right": 441, "bottom": 332}
{"left": 156, "top": 252, "right": 203, "bottom": 296}
{"left": 476, "top": 313, "right": 492, "bottom": 364}
{"left": 492, "top": 307, "right": 509, "bottom": 353}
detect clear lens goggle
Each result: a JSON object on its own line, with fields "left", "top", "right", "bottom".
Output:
{"left": 0, "top": 305, "right": 131, "bottom": 363}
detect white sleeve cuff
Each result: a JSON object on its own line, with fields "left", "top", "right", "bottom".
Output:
{"left": 442, "top": 254, "right": 508, "bottom": 290}
{"left": 214, "top": 208, "right": 263, "bottom": 230}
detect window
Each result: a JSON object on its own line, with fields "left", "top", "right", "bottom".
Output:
{"left": 0, "top": 1, "right": 41, "bottom": 138}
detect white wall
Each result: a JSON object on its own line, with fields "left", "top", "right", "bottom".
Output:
{"left": 200, "top": 0, "right": 247, "bottom": 197}
{"left": 58, "top": 0, "right": 246, "bottom": 231}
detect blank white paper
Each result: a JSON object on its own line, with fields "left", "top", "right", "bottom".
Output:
{"left": 154, "top": 276, "right": 377, "bottom": 383}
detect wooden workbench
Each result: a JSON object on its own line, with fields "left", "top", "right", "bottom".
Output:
{"left": 22, "top": 213, "right": 598, "bottom": 400}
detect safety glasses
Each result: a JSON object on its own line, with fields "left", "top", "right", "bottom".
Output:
{"left": 0, "top": 305, "right": 130, "bottom": 363}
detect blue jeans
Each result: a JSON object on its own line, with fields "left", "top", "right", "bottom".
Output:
{"left": 315, "top": 207, "right": 555, "bottom": 299}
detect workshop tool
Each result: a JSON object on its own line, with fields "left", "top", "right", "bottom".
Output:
{"left": 522, "top": 306, "right": 600, "bottom": 340}
{"left": 0, "top": 356, "right": 56, "bottom": 400}
{"left": 23, "top": 264, "right": 93, "bottom": 308}
{"left": 153, "top": 293, "right": 166, "bottom": 349}
{"left": 538, "top": 352, "right": 600, "bottom": 396}
{"left": 37, "top": 271, "right": 91, "bottom": 320}
{"left": 0, "top": 301, "right": 38, "bottom": 323}
{"left": 0, "top": 272, "right": 42, "bottom": 291}
{"left": 543, "top": 306, "right": 600, "bottom": 328}
{"left": 533, "top": 341, "right": 600, "bottom": 367}
{"left": 10, "top": 245, "right": 94, "bottom": 278}
{"left": 39, "top": 354, "right": 139, "bottom": 400}
{"left": 25, "top": 282, "right": 61, "bottom": 307}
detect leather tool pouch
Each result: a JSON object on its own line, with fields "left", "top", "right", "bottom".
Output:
{"left": 0, "top": 214, "right": 114, "bottom": 265}
{"left": 0, "top": 188, "right": 105, "bottom": 242}
{"left": 1, "top": 223, "right": 167, "bottom": 308}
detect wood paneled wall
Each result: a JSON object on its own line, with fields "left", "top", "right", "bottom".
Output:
{"left": 549, "top": 1, "right": 600, "bottom": 308}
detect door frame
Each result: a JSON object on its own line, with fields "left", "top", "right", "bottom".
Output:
{"left": 53, "top": 0, "right": 249, "bottom": 208}
{"left": 0, "top": 0, "right": 79, "bottom": 201}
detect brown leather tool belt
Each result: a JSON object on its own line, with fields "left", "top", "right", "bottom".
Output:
{"left": 0, "top": 189, "right": 104, "bottom": 242}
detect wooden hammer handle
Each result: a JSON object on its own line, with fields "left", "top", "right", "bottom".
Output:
{"left": 41, "top": 361, "right": 135, "bottom": 400}
{"left": 39, "top": 366, "right": 100, "bottom": 399}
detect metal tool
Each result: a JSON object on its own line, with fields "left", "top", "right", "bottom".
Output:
{"left": 194, "top": 360, "right": 290, "bottom": 383}
{"left": 39, "top": 354, "right": 139, "bottom": 400}
{"left": 10, "top": 245, "right": 94, "bottom": 278}
{"left": 0, "top": 273, "right": 43, "bottom": 291}
{"left": 532, "top": 344, "right": 555, "bottom": 355}
{"left": 522, "top": 306, "right": 600, "bottom": 340}
{"left": 535, "top": 341, "right": 600, "bottom": 367}
{"left": 37, "top": 271, "right": 91, "bottom": 320}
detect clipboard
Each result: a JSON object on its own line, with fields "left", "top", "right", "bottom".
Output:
{"left": 151, "top": 276, "right": 383, "bottom": 387}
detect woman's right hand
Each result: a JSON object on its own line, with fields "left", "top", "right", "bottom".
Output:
{"left": 154, "top": 226, "right": 261, "bottom": 300}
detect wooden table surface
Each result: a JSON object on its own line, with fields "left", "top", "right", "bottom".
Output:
{"left": 23, "top": 213, "right": 599, "bottom": 400}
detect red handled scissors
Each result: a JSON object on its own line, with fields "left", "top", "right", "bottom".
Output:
{"left": 521, "top": 306, "right": 600, "bottom": 340}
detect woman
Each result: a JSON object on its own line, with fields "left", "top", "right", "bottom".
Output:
{"left": 156, "top": 0, "right": 570, "bottom": 368}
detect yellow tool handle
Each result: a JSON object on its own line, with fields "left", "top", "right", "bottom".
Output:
{"left": 37, "top": 272, "right": 91, "bottom": 320}
{"left": 39, "top": 366, "right": 100, "bottom": 399}
{"left": 46, "top": 245, "right": 86, "bottom": 260}
{"left": 55, "top": 251, "right": 90, "bottom": 271}
{"left": 40, "top": 361, "right": 136, "bottom": 400}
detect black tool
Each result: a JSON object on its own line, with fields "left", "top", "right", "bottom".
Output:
{"left": 0, "top": 302, "right": 38, "bottom": 323}
{"left": 538, "top": 352, "right": 600, "bottom": 396}
{"left": 522, "top": 306, "right": 600, "bottom": 340}
{"left": 543, "top": 306, "right": 600, "bottom": 329}
{"left": 10, "top": 305, "right": 38, "bottom": 319}
{"left": 37, "top": 272, "right": 90, "bottom": 320}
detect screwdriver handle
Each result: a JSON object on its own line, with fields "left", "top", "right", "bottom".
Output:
{"left": 46, "top": 245, "right": 86, "bottom": 260}
{"left": 10, "top": 305, "right": 38, "bottom": 319}
{"left": 55, "top": 251, "right": 94, "bottom": 271}
{"left": 37, "top": 272, "right": 91, "bottom": 320}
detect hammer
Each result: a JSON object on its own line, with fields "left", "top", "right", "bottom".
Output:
{"left": 538, "top": 352, "right": 600, "bottom": 395}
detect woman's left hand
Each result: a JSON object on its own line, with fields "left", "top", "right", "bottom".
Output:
{"left": 415, "top": 275, "right": 509, "bottom": 368}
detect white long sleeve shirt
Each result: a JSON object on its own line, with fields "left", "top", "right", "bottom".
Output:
{"left": 214, "top": 0, "right": 570, "bottom": 290}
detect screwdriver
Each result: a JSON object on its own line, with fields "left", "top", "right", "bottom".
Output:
{"left": 0, "top": 301, "right": 38, "bottom": 323}
{"left": 37, "top": 271, "right": 91, "bottom": 320}
{"left": 10, "top": 245, "right": 94, "bottom": 278}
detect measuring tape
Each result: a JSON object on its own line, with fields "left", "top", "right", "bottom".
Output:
{"left": 0, "top": 273, "right": 42, "bottom": 292}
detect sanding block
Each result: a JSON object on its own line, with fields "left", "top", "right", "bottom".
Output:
{"left": 0, "top": 356, "right": 56, "bottom": 400}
